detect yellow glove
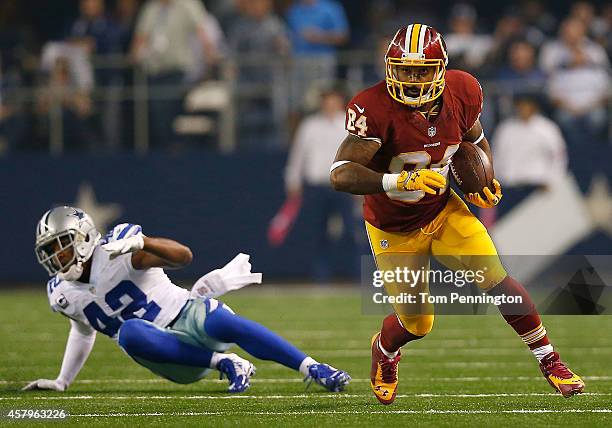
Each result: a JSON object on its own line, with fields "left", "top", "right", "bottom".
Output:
{"left": 397, "top": 169, "right": 446, "bottom": 195}
{"left": 466, "top": 179, "right": 503, "bottom": 208}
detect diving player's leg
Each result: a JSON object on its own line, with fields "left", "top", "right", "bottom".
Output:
{"left": 117, "top": 318, "right": 254, "bottom": 392}
{"left": 203, "top": 303, "right": 351, "bottom": 392}
{"left": 432, "top": 192, "right": 584, "bottom": 397}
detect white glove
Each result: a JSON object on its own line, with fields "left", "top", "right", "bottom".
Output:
{"left": 190, "top": 253, "right": 262, "bottom": 298}
{"left": 22, "top": 379, "right": 67, "bottom": 392}
{"left": 102, "top": 234, "right": 144, "bottom": 260}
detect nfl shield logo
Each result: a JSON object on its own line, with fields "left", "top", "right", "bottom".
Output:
{"left": 427, "top": 126, "right": 436, "bottom": 137}
{"left": 380, "top": 240, "right": 389, "bottom": 249}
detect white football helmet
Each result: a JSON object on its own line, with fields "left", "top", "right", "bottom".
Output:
{"left": 35, "top": 206, "right": 100, "bottom": 281}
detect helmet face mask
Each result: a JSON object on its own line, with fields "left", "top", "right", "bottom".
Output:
{"left": 36, "top": 231, "right": 80, "bottom": 276}
{"left": 384, "top": 24, "right": 449, "bottom": 107}
{"left": 35, "top": 207, "right": 100, "bottom": 279}
{"left": 386, "top": 58, "right": 446, "bottom": 106}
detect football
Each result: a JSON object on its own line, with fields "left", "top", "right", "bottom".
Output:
{"left": 450, "top": 142, "right": 495, "bottom": 198}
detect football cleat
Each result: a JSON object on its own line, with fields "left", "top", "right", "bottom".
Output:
{"left": 371, "top": 333, "right": 401, "bottom": 405}
{"left": 217, "top": 353, "right": 256, "bottom": 393}
{"left": 304, "top": 363, "right": 351, "bottom": 392}
{"left": 539, "top": 351, "right": 585, "bottom": 398}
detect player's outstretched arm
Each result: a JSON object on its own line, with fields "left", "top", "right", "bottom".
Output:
{"left": 23, "top": 320, "right": 96, "bottom": 392}
{"left": 131, "top": 236, "right": 193, "bottom": 270}
{"left": 190, "top": 253, "right": 262, "bottom": 298}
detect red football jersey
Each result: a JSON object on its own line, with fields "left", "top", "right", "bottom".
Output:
{"left": 345, "top": 70, "right": 483, "bottom": 232}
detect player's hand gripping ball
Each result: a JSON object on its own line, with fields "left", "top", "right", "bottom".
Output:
{"left": 450, "top": 141, "right": 502, "bottom": 208}
{"left": 465, "top": 178, "right": 502, "bottom": 208}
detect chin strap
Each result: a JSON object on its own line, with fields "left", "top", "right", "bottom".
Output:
{"left": 58, "top": 261, "right": 83, "bottom": 282}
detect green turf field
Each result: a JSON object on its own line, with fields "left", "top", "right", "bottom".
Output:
{"left": 1, "top": 287, "right": 611, "bottom": 427}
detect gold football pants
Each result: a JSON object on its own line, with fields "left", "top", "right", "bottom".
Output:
{"left": 365, "top": 191, "right": 507, "bottom": 336}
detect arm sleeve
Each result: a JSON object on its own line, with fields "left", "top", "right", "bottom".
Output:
{"left": 56, "top": 320, "right": 96, "bottom": 388}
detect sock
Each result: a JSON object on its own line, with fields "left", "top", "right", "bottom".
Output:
{"left": 532, "top": 344, "right": 554, "bottom": 362}
{"left": 209, "top": 352, "right": 225, "bottom": 369}
{"left": 118, "top": 318, "right": 213, "bottom": 367}
{"left": 489, "top": 276, "right": 552, "bottom": 356}
{"left": 378, "top": 337, "right": 398, "bottom": 359}
{"left": 379, "top": 314, "right": 424, "bottom": 354}
{"left": 298, "top": 356, "right": 318, "bottom": 377}
{"left": 204, "top": 305, "right": 308, "bottom": 371}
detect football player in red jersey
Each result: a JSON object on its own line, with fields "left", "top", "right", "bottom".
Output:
{"left": 330, "top": 24, "right": 584, "bottom": 404}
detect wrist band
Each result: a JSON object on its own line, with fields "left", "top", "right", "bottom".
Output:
{"left": 382, "top": 173, "right": 401, "bottom": 192}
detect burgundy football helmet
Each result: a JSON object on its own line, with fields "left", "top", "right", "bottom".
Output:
{"left": 385, "top": 24, "right": 449, "bottom": 106}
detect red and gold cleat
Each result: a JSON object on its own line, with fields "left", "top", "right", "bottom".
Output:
{"left": 539, "top": 352, "right": 585, "bottom": 398}
{"left": 370, "top": 333, "right": 401, "bottom": 405}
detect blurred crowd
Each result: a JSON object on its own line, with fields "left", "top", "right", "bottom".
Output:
{"left": 0, "top": 0, "right": 610, "bottom": 157}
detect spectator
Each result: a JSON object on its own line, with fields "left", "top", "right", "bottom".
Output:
{"left": 286, "top": 0, "right": 348, "bottom": 57}
{"left": 69, "top": 0, "right": 121, "bottom": 61}
{"left": 186, "top": 10, "right": 225, "bottom": 83}
{"left": 569, "top": 1, "right": 598, "bottom": 39}
{"left": 228, "top": 0, "right": 288, "bottom": 59}
{"left": 587, "top": 3, "right": 612, "bottom": 56}
{"left": 486, "top": 40, "right": 548, "bottom": 129}
{"left": 36, "top": 54, "right": 96, "bottom": 152}
{"left": 543, "top": 18, "right": 610, "bottom": 142}
{"left": 0, "top": 0, "right": 32, "bottom": 77}
{"left": 484, "top": 8, "right": 544, "bottom": 74}
{"left": 520, "top": 0, "right": 557, "bottom": 37}
{"left": 0, "top": 58, "right": 26, "bottom": 154}
{"left": 115, "top": 0, "right": 142, "bottom": 54}
{"left": 493, "top": 94, "right": 568, "bottom": 190}
{"left": 444, "top": 3, "right": 493, "bottom": 73}
{"left": 496, "top": 40, "right": 546, "bottom": 94}
{"left": 113, "top": 0, "right": 142, "bottom": 150}
{"left": 539, "top": 17, "right": 609, "bottom": 74}
{"left": 41, "top": 42, "right": 94, "bottom": 93}
{"left": 284, "top": 85, "right": 355, "bottom": 281}
{"left": 285, "top": 0, "right": 349, "bottom": 111}
{"left": 68, "top": 0, "right": 125, "bottom": 149}
{"left": 227, "top": 0, "right": 289, "bottom": 148}
{"left": 131, "top": 0, "right": 219, "bottom": 148}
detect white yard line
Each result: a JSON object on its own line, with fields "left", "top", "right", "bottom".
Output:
{"left": 0, "top": 392, "right": 608, "bottom": 401}
{"left": 68, "top": 409, "right": 612, "bottom": 417}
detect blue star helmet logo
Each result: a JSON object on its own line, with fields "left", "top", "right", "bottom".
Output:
{"left": 70, "top": 208, "right": 85, "bottom": 220}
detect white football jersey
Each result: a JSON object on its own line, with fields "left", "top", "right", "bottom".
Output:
{"left": 46, "top": 223, "right": 189, "bottom": 339}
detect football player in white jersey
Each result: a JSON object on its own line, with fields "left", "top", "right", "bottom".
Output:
{"left": 24, "top": 206, "right": 351, "bottom": 393}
